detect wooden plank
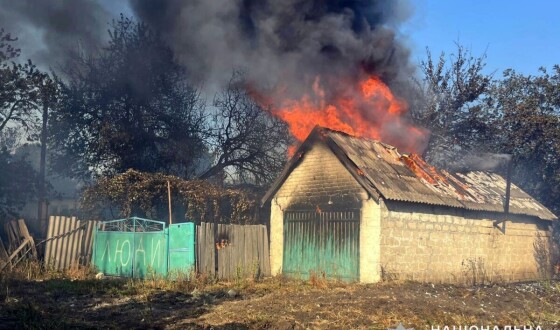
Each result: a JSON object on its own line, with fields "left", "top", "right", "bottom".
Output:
{"left": 233, "top": 225, "right": 241, "bottom": 279}
{"left": 216, "top": 223, "right": 221, "bottom": 279}
{"left": 238, "top": 224, "right": 244, "bottom": 278}
{"left": 3, "top": 237, "right": 31, "bottom": 268}
{"left": 232, "top": 224, "right": 237, "bottom": 279}
{"left": 252, "top": 225, "right": 259, "bottom": 276}
{"left": 204, "top": 222, "right": 211, "bottom": 275}
{"left": 204, "top": 222, "right": 213, "bottom": 276}
{"left": 262, "top": 225, "right": 271, "bottom": 276}
{"left": 201, "top": 223, "right": 207, "bottom": 274}
{"left": 223, "top": 224, "right": 229, "bottom": 279}
{"left": 204, "top": 222, "right": 209, "bottom": 274}
{"left": 244, "top": 225, "right": 251, "bottom": 277}
{"left": 209, "top": 222, "right": 216, "bottom": 276}
{"left": 221, "top": 235, "right": 226, "bottom": 279}
{"left": 223, "top": 224, "right": 228, "bottom": 279}
{"left": 256, "top": 225, "right": 264, "bottom": 277}
{"left": 199, "top": 223, "right": 206, "bottom": 273}
{"left": 17, "top": 219, "right": 37, "bottom": 258}
{"left": 17, "top": 219, "right": 30, "bottom": 239}
{"left": 196, "top": 224, "right": 201, "bottom": 272}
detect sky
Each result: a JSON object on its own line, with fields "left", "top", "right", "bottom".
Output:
{"left": 2, "top": 0, "right": 558, "bottom": 77}
{"left": 403, "top": 0, "right": 560, "bottom": 76}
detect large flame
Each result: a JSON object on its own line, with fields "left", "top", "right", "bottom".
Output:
{"left": 260, "top": 74, "right": 428, "bottom": 156}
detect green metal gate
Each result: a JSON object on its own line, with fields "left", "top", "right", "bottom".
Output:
{"left": 92, "top": 217, "right": 195, "bottom": 278}
{"left": 168, "top": 222, "right": 195, "bottom": 276}
{"left": 283, "top": 210, "right": 359, "bottom": 281}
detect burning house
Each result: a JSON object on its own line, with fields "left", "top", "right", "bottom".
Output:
{"left": 262, "top": 126, "right": 557, "bottom": 283}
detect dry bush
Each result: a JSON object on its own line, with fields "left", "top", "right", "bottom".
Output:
{"left": 308, "top": 270, "right": 328, "bottom": 288}
{"left": 462, "top": 257, "right": 489, "bottom": 286}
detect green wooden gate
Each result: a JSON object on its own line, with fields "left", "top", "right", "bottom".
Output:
{"left": 92, "top": 217, "right": 195, "bottom": 278}
{"left": 283, "top": 210, "right": 359, "bottom": 281}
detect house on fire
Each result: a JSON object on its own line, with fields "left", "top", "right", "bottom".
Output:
{"left": 262, "top": 126, "right": 557, "bottom": 283}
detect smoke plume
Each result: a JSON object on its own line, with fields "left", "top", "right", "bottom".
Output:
{"left": 130, "top": 0, "right": 415, "bottom": 101}
{"left": 0, "top": 0, "right": 111, "bottom": 70}
{"left": 450, "top": 153, "right": 513, "bottom": 173}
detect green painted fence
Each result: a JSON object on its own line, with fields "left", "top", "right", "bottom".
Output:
{"left": 92, "top": 217, "right": 194, "bottom": 278}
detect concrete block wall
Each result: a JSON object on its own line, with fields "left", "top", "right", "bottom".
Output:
{"left": 273, "top": 141, "right": 367, "bottom": 206}
{"left": 380, "top": 200, "right": 552, "bottom": 283}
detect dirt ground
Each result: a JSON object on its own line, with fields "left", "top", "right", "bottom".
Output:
{"left": 0, "top": 275, "right": 559, "bottom": 329}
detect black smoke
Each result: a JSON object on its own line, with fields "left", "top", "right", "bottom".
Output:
{"left": 130, "top": 0, "right": 415, "bottom": 101}
{"left": 0, "top": 0, "right": 112, "bottom": 70}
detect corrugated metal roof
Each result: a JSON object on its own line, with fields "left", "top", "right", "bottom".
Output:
{"left": 325, "top": 128, "right": 557, "bottom": 221}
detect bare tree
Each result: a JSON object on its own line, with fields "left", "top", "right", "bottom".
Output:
{"left": 200, "top": 72, "right": 292, "bottom": 185}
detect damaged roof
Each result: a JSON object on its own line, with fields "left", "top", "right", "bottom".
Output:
{"left": 263, "top": 126, "right": 557, "bottom": 221}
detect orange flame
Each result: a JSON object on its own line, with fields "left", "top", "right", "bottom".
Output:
{"left": 260, "top": 74, "right": 428, "bottom": 155}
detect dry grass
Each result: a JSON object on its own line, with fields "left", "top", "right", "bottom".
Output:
{"left": 1, "top": 261, "right": 559, "bottom": 329}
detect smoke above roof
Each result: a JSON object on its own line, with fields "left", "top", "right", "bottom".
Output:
{"left": 129, "top": 0, "right": 416, "bottom": 99}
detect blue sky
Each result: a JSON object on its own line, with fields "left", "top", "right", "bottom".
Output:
{"left": 402, "top": 0, "right": 560, "bottom": 76}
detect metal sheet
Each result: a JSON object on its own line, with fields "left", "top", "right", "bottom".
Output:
{"left": 283, "top": 210, "right": 359, "bottom": 281}
{"left": 92, "top": 217, "right": 169, "bottom": 278}
{"left": 44, "top": 216, "right": 98, "bottom": 271}
{"left": 168, "top": 223, "right": 195, "bottom": 276}
{"left": 326, "top": 129, "right": 556, "bottom": 220}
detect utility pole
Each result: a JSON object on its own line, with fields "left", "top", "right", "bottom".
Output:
{"left": 38, "top": 98, "right": 48, "bottom": 237}
{"left": 167, "top": 180, "right": 172, "bottom": 224}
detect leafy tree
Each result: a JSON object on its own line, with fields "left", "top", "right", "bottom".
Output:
{"left": 200, "top": 72, "right": 292, "bottom": 185}
{"left": 485, "top": 66, "right": 560, "bottom": 215}
{"left": 0, "top": 29, "right": 56, "bottom": 223}
{"left": 49, "top": 16, "right": 206, "bottom": 180}
{"left": 412, "top": 44, "right": 494, "bottom": 167}
{"left": 0, "top": 28, "right": 43, "bottom": 136}
{"left": 415, "top": 45, "right": 559, "bottom": 272}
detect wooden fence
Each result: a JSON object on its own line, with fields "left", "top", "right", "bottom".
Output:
{"left": 197, "top": 222, "right": 270, "bottom": 279}
{"left": 44, "top": 216, "right": 97, "bottom": 271}
{"left": 0, "top": 219, "right": 37, "bottom": 271}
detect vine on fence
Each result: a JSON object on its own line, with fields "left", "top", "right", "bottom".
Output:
{"left": 81, "top": 169, "right": 255, "bottom": 224}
